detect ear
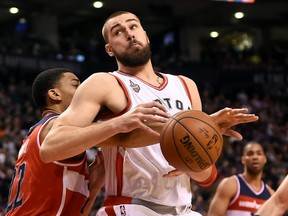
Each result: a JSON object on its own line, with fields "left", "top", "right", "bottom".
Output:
{"left": 145, "top": 31, "right": 150, "bottom": 44}
{"left": 48, "top": 89, "right": 61, "bottom": 101}
{"left": 241, "top": 156, "right": 245, "bottom": 165}
{"left": 263, "top": 155, "right": 267, "bottom": 164}
{"left": 105, "top": 44, "right": 114, "bottom": 57}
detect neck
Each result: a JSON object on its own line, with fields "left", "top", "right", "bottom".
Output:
{"left": 242, "top": 172, "right": 262, "bottom": 183}
{"left": 42, "top": 108, "right": 60, "bottom": 118}
{"left": 118, "top": 60, "right": 153, "bottom": 75}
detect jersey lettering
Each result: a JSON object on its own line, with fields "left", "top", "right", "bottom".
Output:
{"left": 155, "top": 98, "right": 190, "bottom": 111}
{"left": 7, "top": 163, "right": 26, "bottom": 212}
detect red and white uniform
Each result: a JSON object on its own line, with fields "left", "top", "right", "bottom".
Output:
{"left": 6, "top": 114, "right": 89, "bottom": 216}
{"left": 98, "top": 71, "right": 201, "bottom": 216}
{"left": 226, "top": 174, "right": 272, "bottom": 216}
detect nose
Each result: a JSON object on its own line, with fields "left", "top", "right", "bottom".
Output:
{"left": 126, "top": 29, "right": 135, "bottom": 40}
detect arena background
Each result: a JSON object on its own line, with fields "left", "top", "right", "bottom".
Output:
{"left": 0, "top": 0, "right": 287, "bottom": 215}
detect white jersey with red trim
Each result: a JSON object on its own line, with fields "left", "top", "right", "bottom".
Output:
{"left": 101, "top": 71, "right": 193, "bottom": 207}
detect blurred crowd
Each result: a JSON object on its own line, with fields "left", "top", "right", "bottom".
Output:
{"left": 0, "top": 59, "right": 288, "bottom": 215}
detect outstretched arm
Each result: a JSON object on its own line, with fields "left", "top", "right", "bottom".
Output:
{"left": 255, "top": 175, "right": 288, "bottom": 216}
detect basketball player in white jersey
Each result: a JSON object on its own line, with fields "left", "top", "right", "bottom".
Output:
{"left": 207, "top": 141, "right": 274, "bottom": 216}
{"left": 42, "top": 11, "right": 259, "bottom": 215}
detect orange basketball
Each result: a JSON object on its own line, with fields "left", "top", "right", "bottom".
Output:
{"left": 160, "top": 110, "right": 223, "bottom": 172}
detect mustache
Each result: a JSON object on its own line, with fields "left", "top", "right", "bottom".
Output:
{"left": 129, "top": 39, "right": 143, "bottom": 47}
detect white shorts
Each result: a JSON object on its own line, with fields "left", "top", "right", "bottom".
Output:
{"left": 96, "top": 204, "right": 202, "bottom": 216}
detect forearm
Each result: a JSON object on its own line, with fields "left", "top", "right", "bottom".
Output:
{"left": 116, "top": 122, "right": 163, "bottom": 148}
{"left": 256, "top": 175, "right": 288, "bottom": 216}
{"left": 187, "top": 165, "right": 217, "bottom": 186}
{"left": 82, "top": 186, "right": 103, "bottom": 216}
{"left": 41, "top": 120, "right": 121, "bottom": 163}
{"left": 256, "top": 199, "right": 285, "bottom": 216}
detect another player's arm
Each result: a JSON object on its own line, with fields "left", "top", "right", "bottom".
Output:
{"left": 82, "top": 150, "right": 105, "bottom": 216}
{"left": 41, "top": 73, "right": 169, "bottom": 163}
{"left": 207, "top": 177, "right": 237, "bottom": 216}
{"left": 41, "top": 73, "right": 120, "bottom": 162}
{"left": 256, "top": 175, "right": 288, "bottom": 216}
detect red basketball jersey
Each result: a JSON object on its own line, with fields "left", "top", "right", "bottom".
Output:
{"left": 6, "top": 114, "right": 89, "bottom": 216}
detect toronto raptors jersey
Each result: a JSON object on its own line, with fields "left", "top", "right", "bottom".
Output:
{"left": 101, "top": 71, "right": 193, "bottom": 207}
{"left": 226, "top": 174, "right": 271, "bottom": 216}
{"left": 6, "top": 114, "right": 89, "bottom": 216}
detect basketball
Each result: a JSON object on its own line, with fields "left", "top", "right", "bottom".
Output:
{"left": 160, "top": 110, "right": 223, "bottom": 172}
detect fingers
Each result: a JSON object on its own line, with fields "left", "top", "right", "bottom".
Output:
{"left": 228, "top": 108, "right": 248, "bottom": 114}
{"left": 223, "top": 129, "right": 243, "bottom": 140}
{"left": 134, "top": 101, "right": 170, "bottom": 118}
{"left": 235, "top": 113, "right": 259, "bottom": 120}
{"left": 136, "top": 101, "right": 168, "bottom": 112}
{"left": 213, "top": 107, "right": 259, "bottom": 139}
{"left": 163, "top": 170, "right": 184, "bottom": 178}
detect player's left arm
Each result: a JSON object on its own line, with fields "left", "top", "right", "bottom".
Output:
{"left": 178, "top": 75, "right": 202, "bottom": 111}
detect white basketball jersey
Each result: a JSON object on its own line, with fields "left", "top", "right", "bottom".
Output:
{"left": 102, "top": 71, "right": 193, "bottom": 207}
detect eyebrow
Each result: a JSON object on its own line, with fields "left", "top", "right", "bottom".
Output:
{"left": 110, "top": 18, "right": 139, "bottom": 33}
{"left": 71, "top": 78, "right": 80, "bottom": 83}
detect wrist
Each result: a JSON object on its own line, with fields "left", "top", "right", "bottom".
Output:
{"left": 194, "top": 164, "right": 217, "bottom": 187}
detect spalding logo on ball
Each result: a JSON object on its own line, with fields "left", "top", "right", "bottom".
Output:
{"left": 160, "top": 110, "right": 223, "bottom": 172}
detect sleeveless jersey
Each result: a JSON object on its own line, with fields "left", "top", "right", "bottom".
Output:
{"left": 6, "top": 114, "right": 89, "bottom": 216}
{"left": 101, "top": 71, "right": 193, "bottom": 207}
{"left": 226, "top": 174, "right": 271, "bottom": 216}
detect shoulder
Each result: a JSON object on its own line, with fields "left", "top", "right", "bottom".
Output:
{"left": 178, "top": 75, "right": 196, "bottom": 84}
{"left": 39, "top": 117, "right": 57, "bottom": 143}
{"left": 216, "top": 176, "right": 238, "bottom": 195}
{"left": 75, "top": 72, "right": 120, "bottom": 96}
{"left": 177, "top": 75, "right": 199, "bottom": 90}
{"left": 219, "top": 176, "right": 237, "bottom": 187}
{"left": 84, "top": 72, "right": 118, "bottom": 84}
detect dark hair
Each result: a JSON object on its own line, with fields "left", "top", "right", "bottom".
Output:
{"left": 32, "top": 68, "right": 74, "bottom": 111}
{"left": 242, "top": 140, "right": 264, "bottom": 155}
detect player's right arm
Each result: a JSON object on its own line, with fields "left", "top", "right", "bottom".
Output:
{"left": 207, "top": 176, "right": 237, "bottom": 216}
{"left": 41, "top": 73, "right": 169, "bottom": 163}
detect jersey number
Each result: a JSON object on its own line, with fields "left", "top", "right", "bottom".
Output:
{"left": 6, "top": 163, "right": 26, "bottom": 212}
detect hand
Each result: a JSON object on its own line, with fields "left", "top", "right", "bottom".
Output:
{"left": 88, "top": 149, "right": 105, "bottom": 191}
{"left": 210, "top": 107, "right": 259, "bottom": 140}
{"left": 116, "top": 101, "right": 170, "bottom": 137}
{"left": 163, "top": 169, "right": 184, "bottom": 178}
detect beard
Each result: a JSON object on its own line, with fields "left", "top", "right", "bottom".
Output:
{"left": 246, "top": 166, "right": 263, "bottom": 175}
{"left": 113, "top": 41, "right": 151, "bottom": 67}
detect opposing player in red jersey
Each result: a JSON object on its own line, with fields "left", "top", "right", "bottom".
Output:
{"left": 207, "top": 141, "right": 274, "bottom": 216}
{"left": 6, "top": 67, "right": 170, "bottom": 216}
{"left": 6, "top": 68, "right": 105, "bottom": 216}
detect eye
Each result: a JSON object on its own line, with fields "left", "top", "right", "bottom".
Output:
{"left": 130, "top": 24, "right": 137, "bottom": 30}
{"left": 115, "top": 30, "right": 122, "bottom": 36}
